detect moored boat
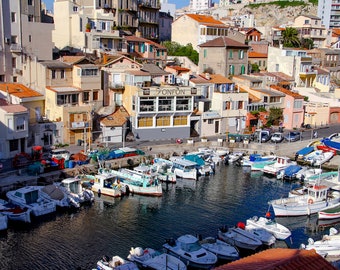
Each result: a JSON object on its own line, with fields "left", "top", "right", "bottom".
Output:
{"left": 61, "top": 177, "right": 95, "bottom": 205}
{"left": 99, "top": 168, "right": 162, "bottom": 197}
{"left": 163, "top": 234, "right": 217, "bottom": 269}
{"left": 263, "top": 157, "right": 296, "bottom": 176}
{"left": 0, "top": 198, "right": 31, "bottom": 223}
{"left": 245, "top": 216, "right": 291, "bottom": 240}
{"left": 217, "top": 226, "right": 263, "bottom": 251}
{"left": 96, "top": 255, "right": 139, "bottom": 270}
{"left": 199, "top": 236, "right": 240, "bottom": 261}
{"left": 6, "top": 186, "right": 56, "bottom": 217}
{"left": 127, "top": 247, "right": 186, "bottom": 270}
{"left": 318, "top": 202, "right": 340, "bottom": 220}
{"left": 269, "top": 184, "right": 340, "bottom": 217}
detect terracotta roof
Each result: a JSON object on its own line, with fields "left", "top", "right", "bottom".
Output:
{"left": 167, "top": 66, "right": 191, "bottom": 72}
{"left": 125, "top": 69, "right": 150, "bottom": 76}
{"left": 207, "top": 74, "right": 233, "bottom": 84}
{"left": 0, "top": 83, "right": 43, "bottom": 99}
{"left": 332, "top": 28, "right": 340, "bottom": 37}
{"left": 185, "top": 14, "right": 225, "bottom": 26}
{"left": 199, "top": 37, "right": 248, "bottom": 48}
{"left": 124, "top": 35, "right": 166, "bottom": 49}
{"left": 100, "top": 106, "right": 129, "bottom": 127}
{"left": 270, "top": 85, "right": 304, "bottom": 99}
{"left": 248, "top": 92, "right": 262, "bottom": 103}
{"left": 60, "top": 56, "right": 86, "bottom": 64}
{"left": 190, "top": 75, "right": 210, "bottom": 84}
{"left": 248, "top": 51, "right": 267, "bottom": 58}
{"left": 0, "top": 104, "right": 27, "bottom": 113}
{"left": 214, "top": 248, "right": 336, "bottom": 270}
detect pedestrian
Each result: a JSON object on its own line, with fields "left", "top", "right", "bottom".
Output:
{"left": 313, "top": 131, "right": 318, "bottom": 138}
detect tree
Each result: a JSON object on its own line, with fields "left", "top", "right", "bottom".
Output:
{"left": 282, "top": 27, "right": 300, "bottom": 48}
{"left": 251, "top": 63, "right": 260, "bottom": 73}
{"left": 300, "top": 38, "right": 314, "bottom": 50}
{"left": 161, "top": 41, "right": 199, "bottom": 65}
{"left": 267, "top": 107, "right": 283, "bottom": 126}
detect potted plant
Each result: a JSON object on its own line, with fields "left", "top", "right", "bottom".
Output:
{"left": 201, "top": 137, "right": 208, "bottom": 143}
{"left": 187, "top": 138, "right": 194, "bottom": 144}
{"left": 85, "top": 23, "right": 91, "bottom": 32}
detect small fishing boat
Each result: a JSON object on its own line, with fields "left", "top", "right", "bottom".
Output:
{"left": 318, "top": 202, "right": 340, "bottom": 220}
{"left": 217, "top": 226, "right": 263, "bottom": 251}
{"left": 276, "top": 164, "right": 302, "bottom": 180}
{"left": 269, "top": 184, "right": 340, "bottom": 217}
{"left": 295, "top": 146, "right": 315, "bottom": 159}
{"left": 323, "top": 137, "right": 340, "bottom": 152}
{"left": 295, "top": 167, "right": 322, "bottom": 181}
{"left": 245, "top": 216, "right": 291, "bottom": 240}
{"left": 128, "top": 247, "right": 187, "bottom": 270}
{"left": 250, "top": 159, "right": 276, "bottom": 172}
{"left": 0, "top": 199, "right": 31, "bottom": 223}
{"left": 38, "top": 184, "right": 71, "bottom": 208}
{"left": 305, "top": 171, "right": 339, "bottom": 185}
{"left": 244, "top": 224, "right": 276, "bottom": 246}
{"left": 263, "top": 157, "right": 296, "bottom": 176}
{"left": 160, "top": 157, "right": 198, "bottom": 180}
{"left": 199, "top": 236, "right": 240, "bottom": 261}
{"left": 163, "top": 234, "right": 217, "bottom": 269}
{"left": 96, "top": 255, "right": 139, "bottom": 270}
{"left": 61, "top": 177, "right": 95, "bottom": 205}
{"left": 6, "top": 186, "right": 56, "bottom": 217}
{"left": 241, "top": 154, "right": 276, "bottom": 167}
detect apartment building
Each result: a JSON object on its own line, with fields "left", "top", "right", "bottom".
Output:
{"left": 190, "top": 0, "right": 212, "bottom": 11}
{"left": 318, "top": 0, "right": 340, "bottom": 29}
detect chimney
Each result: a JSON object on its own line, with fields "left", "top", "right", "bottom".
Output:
{"left": 205, "top": 73, "right": 210, "bottom": 80}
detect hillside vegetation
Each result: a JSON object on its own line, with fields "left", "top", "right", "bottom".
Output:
{"left": 240, "top": 1, "right": 318, "bottom": 27}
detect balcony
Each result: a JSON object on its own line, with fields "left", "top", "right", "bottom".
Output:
{"left": 10, "top": 44, "right": 22, "bottom": 53}
{"left": 109, "top": 82, "right": 125, "bottom": 89}
{"left": 138, "top": 1, "right": 160, "bottom": 10}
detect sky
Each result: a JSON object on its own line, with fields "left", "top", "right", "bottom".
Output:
{"left": 43, "top": 0, "right": 189, "bottom": 12}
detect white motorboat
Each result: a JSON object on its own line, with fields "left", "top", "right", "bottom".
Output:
{"left": 199, "top": 236, "right": 239, "bottom": 261}
{"left": 61, "top": 177, "right": 95, "bottom": 205}
{"left": 134, "top": 163, "right": 176, "bottom": 183}
{"left": 0, "top": 213, "right": 8, "bottom": 231}
{"left": 0, "top": 198, "right": 31, "bottom": 223}
{"left": 263, "top": 156, "right": 296, "bottom": 176}
{"left": 6, "top": 186, "right": 56, "bottom": 217}
{"left": 244, "top": 224, "right": 276, "bottom": 246}
{"left": 78, "top": 173, "right": 128, "bottom": 198}
{"left": 305, "top": 171, "right": 339, "bottom": 185}
{"left": 241, "top": 154, "right": 276, "bottom": 167}
{"left": 217, "top": 226, "right": 263, "bottom": 251}
{"left": 227, "top": 152, "right": 244, "bottom": 163}
{"left": 245, "top": 216, "right": 291, "bottom": 240}
{"left": 269, "top": 184, "right": 340, "bottom": 217}
{"left": 38, "top": 184, "right": 70, "bottom": 208}
{"left": 304, "top": 150, "right": 334, "bottom": 167}
{"left": 98, "top": 168, "right": 163, "bottom": 197}
{"left": 128, "top": 247, "right": 186, "bottom": 270}
{"left": 300, "top": 228, "right": 340, "bottom": 258}
{"left": 163, "top": 234, "right": 217, "bottom": 269}
{"left": 96, "top": 255, "right": 139, "bottom": 270}
{"left": 295, "top": 167, "right": 322, "bottom": 181}
{"left": 168, "top": 157, "right": 198, "bottom": 180}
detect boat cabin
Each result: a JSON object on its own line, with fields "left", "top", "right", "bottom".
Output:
{"left": 307, "top": 185, "right": 328, "bottom": 202}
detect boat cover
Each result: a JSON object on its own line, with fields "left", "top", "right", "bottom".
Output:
{"left": 323, "top": 139, "right": 340, "bottom": 151}
{"left": 296, "top": 147, "right": 314, "bottom": 156}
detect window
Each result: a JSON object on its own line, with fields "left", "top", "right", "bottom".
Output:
{"left": 81, "top": 68, "right": 98, "bottom": 76}
{"left": 28, "top": 0, "right": 33, "bottom": 5}
{"left": 16, "top": 116, "right": 25, "bottom": 131}
{"left": 239, "top": 50, "right": 244, "bottom": 59}
{"left": 52, "top": 70, "right": 56, "bottom": 79}
{"left": 173, "top": 115, "right": 187, "bottom": 126}
{"left": 11, "top": 35, "right": 17, "bottom": 44}
{"left": 29, "top": 35, "right": 32, "bottom": 42}
{"left": 294, "top": 100, "right": 303, "bottom": 109}
{"left": 204, "top": 49, "right": 207, "bottom": 58}
{"left": 138, "top": 117, "right": 153, "bottom": 127}
{"left": 57, "top": 94, "right": 79, "bottom": 105}
{"left": 176, "top": 96, "right": 191, "bottom": 111}
{"left": 12, "top": 76, "right": 17, "bottom": 82}
{"left": 156, "top": 116, "right": 170, "bottom": 126}
{"left": 208, "top": 119, "right": 213, "bottom": 124}
{"left": 264, "top": 96, "right": 268, "bottom": 103}
{"left": 83, "top": 92, "right": 90, "bottom": 102}
{"left": 11, "top": 12, "right": 16, "bottom": 22}
{"left": 159, "top": 97, "right": 173, "bottom": 111}
{"left": 61, "top": 69, "right": 65, "bottom": 79}
{"left": 275, "top": 64, "right": 279, "bottom": 72}
{"left": 140, "top": 97, "right": 155, "bottom": 112}
{"left": 229, "top": 65, "right": 234, "bottom": 75}
{"left": 229, "top": 50, "right": 233, "bottom": 59}
{"left": 12, "top": 57, "right": 16, "bottom": 68}
{"left": 9, "top": 139, "right": 19, "bottom": 152}
{"left": 93, "top": 91, "right": 99, "bottom": 101}
{"left": 28, "top": 15, "right": 33, "bottom": 22}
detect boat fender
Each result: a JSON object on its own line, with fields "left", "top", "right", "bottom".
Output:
{"left": 308, "top": 198, "right": 314, "bottom": 204}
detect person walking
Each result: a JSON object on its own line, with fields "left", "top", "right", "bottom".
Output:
{"left": 313, "top": 130, "right": 318, "bottom": 138}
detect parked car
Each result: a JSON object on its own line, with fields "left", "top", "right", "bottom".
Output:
{"left": 49, "top": 149, "right": 71, "bottom": 160}
{"left": 284, "top": 131, "right": 302, "bottom": 142}
{"left": 261, "top": 131, "right": 271, "bottom": 143}
{"left": 271, "top": 132, "right": 284, "bottom": 143}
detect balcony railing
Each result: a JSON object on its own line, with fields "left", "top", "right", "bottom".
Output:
{"left": 109, "top": 82, "right": 125, "bottom": 89}
{"left": 10, "top": 44, "right": 22, "bottom": 53}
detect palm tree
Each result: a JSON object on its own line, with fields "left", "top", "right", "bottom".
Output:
{"left": 282, "top": 27, "right": 300, "bottom": 48}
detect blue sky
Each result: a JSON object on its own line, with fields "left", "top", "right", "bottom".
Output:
{"left": 44, "top": 0, "right": 189, "bottom": 11}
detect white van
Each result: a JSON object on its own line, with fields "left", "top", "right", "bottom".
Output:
{"left": 50, "top": 149, "right": 71, "bottom": 160}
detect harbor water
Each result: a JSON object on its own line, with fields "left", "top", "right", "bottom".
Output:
{"left": 0, "top": 164, "right": 335, "bottom": 269}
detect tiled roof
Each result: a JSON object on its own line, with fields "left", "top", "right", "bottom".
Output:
{"left": 167, "top": 66, "right": 191, "bottom": 72}
{"left": 0, "top": 83, "right": 43, "bottom": 98}
{"left": 199, "top": 37, "right": 248, "bottom": 48}
{"left": 248, "top": 51, "right": 267, "bottom": 58}
{"left": 270, "top": 85, "right": 304, "bottom": 99}
{"left": 60, "top": 56, "right": 86, "bottom": 64}
{"left": 0, "top": 104, "right": 27, "bottom": 113}
{"left": 100, "top": 106, "right": 129, "bottom": 126}
{"left": 332, "top": 28, "right": 340, "bottom": 37}
{"left": 214, "top": 248, "right": 336, "bottom": 270}
{"left": 39, "top": 60, "right": 72, "bottom": 69}
{"left": 190, "top": 75, "right": 210, "bottom": 84}
{"left": 141, "top": 64, "right": 169, "bottom": 76}
{"left": 208, "top": 74, "right": 233, "bottom": 84}
{"left": 124, "top": 35, "right": 166, "bottom": 49}
{"left": 248, "top": 92, "right": 262, "bottom": 103}
{"left": 185, "top": 14, "right": 225, "bottom": 26}
{"left": 125, "top": 69, "right": 150, "bottom": 76}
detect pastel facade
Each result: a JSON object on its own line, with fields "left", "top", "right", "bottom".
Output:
{"left": 304, "top": 102, "right": 331, "bottom": 127}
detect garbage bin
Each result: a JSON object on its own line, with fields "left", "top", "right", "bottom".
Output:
{"left": 77, "top": 139, "right": 83, "bottom": 146}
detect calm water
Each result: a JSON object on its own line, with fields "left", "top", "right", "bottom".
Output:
{"left": 0, "top": 165, "right": 335, "bottom": 269}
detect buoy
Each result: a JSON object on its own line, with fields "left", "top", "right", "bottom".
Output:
{"left": 265, "top": 211, "right": 271, "bottom": 218}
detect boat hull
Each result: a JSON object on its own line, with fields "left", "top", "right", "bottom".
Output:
{"left": 318, "top": 203, "right": 340, "bottom": 220}
{"left": 246, "top": 217, "right": 291, "bottom": 240}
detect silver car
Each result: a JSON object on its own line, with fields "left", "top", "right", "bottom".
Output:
{"left": 271, "top": 132, "right": 284, "bottom": 143}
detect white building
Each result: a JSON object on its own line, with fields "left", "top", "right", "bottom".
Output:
{"left": 0, "top": 0, "right": 53, "bottom": 83}
{"left": 318, "top": 0, "right": 340, "bottom": 29}
{"left": 190, "top": 0, "right": 212, "bottom": 11}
